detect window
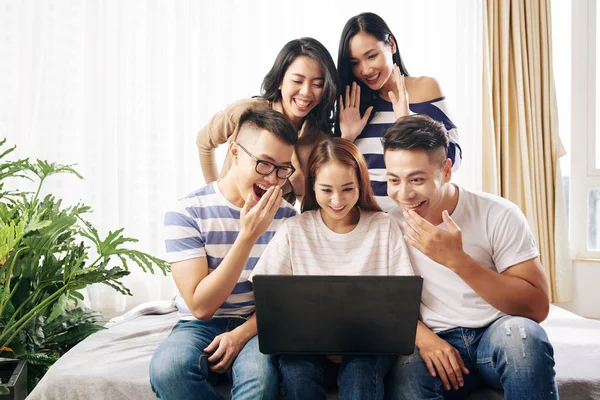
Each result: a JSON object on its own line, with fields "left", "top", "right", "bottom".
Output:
{"left": 560, "top": 0, "right": 600, "bottom": 257}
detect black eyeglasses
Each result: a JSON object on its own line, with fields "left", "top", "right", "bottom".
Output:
{"left": 236, "top": 142, "right": 296, "bottom": 179}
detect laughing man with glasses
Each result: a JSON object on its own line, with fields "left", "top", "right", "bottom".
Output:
{"left": 151, "top": 109, "right": 298, "bottom": 400}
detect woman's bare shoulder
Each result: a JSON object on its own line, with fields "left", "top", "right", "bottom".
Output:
{"left": 406, "top": 76, "right": 444, "bottom": 103}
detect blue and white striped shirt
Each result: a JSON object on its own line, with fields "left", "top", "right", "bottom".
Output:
{"left": 164, "top": 182, "right": 297, "bottom": 319}
{"left": 355, "top": 96, "right": 462, "bottom": 216}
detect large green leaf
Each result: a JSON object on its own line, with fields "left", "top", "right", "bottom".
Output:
{"left": 0, "top": 139, "right": 170, "bottom": 391}
{"left": 0, "top": 285, "right": 15, "bottom": 322}
{"left": 0, "top": 218, "right": 26, "bottom": 264}
{"left": 80, "top": 219, "right": 170, "bottom": 276}
{"left": 0, "top": 139, "right": 30, "bottom": 188}
{"left": 71, "top": 266, "right": 131, "bottom": 296}
{"left": 22, "top": 213, "right": 78, "bottom": 253}
{"left": 45, "top": 294, "right": 68, "bottom": 324}
{"left": 50, "top": 322, "right": 104, "bottom": 349}
{"left": 43, "top": 307, "right": 102, "bottom": 338}
{"left": 61, "top": 242, "right": 88, "bottom": 282}
{"left": 24, "top": 352, "right": 58, "bottom": 367}
{"left": 28, "top": 159, "right": 83, "bottom": 182}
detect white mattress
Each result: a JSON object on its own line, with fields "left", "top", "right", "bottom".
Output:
{"left": 27, "top": 303, "right": 600, "bottom": 400}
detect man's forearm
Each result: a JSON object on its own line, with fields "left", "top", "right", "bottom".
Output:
{"left": 450, "top": 255, "right": 549, "bottom": 322}
{"left": 190, "top": 232, "right": 257, "bottom": 319}
{"left": 232, "top": 314, "right": 258, "bottom": 344}
{"left": 415, "top": 320, "right": 440, "bottom": 348}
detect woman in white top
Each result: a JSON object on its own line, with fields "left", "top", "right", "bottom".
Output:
{"left": 250, "top": 137, "right": 414, "bottom": 400}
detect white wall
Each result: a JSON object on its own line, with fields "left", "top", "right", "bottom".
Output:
{"left": 556, "top": 261, "right": 600, "bottom": 319}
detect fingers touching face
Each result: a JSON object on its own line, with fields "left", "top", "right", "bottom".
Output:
{"left": 233, "top": 128, "right": 294, "bottom": 205}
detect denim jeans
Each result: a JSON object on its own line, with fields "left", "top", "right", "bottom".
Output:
{"left": 279, "top": 354, "right": 397, "bottom": 400}
{"left": 386, "top": 316, "right": 558, "bottom": 400}
{"left": 149, "top": 317, "right": 278, "bottom": 400}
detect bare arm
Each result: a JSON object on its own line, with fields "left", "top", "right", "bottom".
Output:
{"left": 233, "top": 313, "right": 258, "bottom": 340}
{"left": 403, "top": 209, "right": 550, "bottom": 323}
{"left": 450, "top": 255, "right": 550, "bottom": 322}
{"left": 171, "top": 231, "right": 259, "bottom": 320}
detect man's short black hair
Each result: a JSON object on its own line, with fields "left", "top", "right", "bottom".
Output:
{"left": 382, "top": 114, "right": 449, "bottom": 165}
{"left": 235, "top": 109, "right": 298, "bottom": 146}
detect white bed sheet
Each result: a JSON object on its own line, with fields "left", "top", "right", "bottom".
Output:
{"left": 27, "top": 303, "right": 600, "bottom": 400}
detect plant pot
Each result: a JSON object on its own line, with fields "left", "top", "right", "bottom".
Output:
{"left": 0, "top": 360, "right": 27, "bottom": 400}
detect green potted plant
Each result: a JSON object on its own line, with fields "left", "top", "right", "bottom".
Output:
{"left": 0, "top": 139, "right": 170, "bottom": 396}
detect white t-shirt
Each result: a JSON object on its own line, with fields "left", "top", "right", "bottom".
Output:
{"left": 401, "top": 185, "right": 540, "bottom": 332}
{"left": 249, "top": 209, "right": 414, "bottom": 278}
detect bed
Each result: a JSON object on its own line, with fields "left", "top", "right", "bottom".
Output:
{"left": 27, "top": 302, "right": 600, "bottom": 400}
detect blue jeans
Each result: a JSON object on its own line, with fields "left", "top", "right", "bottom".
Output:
{"left": 279, "top": 354, "right": 397, "bottom": 400}
{"left": 387, "top": 316, "right": 558, "bottom": 399}
{"left": 149, "top": 317, "right": 278, "bottom": 400}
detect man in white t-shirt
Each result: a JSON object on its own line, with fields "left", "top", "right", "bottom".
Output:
{"left": 383, "top": 115, "right": 558, "bottom": 399}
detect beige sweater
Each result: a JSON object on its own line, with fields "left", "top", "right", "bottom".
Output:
{"left": 196, "top": 98, "right": 329, "bottom": 204}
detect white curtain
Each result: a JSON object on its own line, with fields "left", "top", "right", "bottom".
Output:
{"left": 0, "top": 0, "right": 482, "bottom": 317}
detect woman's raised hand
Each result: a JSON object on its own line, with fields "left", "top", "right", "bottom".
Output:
{"left": 339, "top": 82, "right": 373, "bottom": 142}
{"left": 388, "top": 64, "right": 410, "bottom": 120}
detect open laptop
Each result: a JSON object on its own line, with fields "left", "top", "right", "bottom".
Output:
{"left": 253, "top": 275, "right": 423, "bottom": 356}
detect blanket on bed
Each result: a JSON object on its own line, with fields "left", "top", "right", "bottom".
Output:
{"left": 27, "top": 303, "right": 600, "bottom": 400}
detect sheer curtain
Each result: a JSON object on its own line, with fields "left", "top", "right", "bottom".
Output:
{"left": 0, "top": 0, "right": 482, "bottom": 317}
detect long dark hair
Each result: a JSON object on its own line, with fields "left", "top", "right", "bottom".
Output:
{"left": 335, "top": 12, "right": 409, "bottom": 134}
{"left": 261, "top": 37, "right": 339, "bottom": 135}
{"left": 301, "top": 138, "right": 381, "bottom": 213}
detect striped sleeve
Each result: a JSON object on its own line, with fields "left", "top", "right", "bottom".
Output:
{"left": 249, "top": 221, "right": 293, "bottom": 281}
{"left": 164, "top": 203, "right": 206, "bottom": 263}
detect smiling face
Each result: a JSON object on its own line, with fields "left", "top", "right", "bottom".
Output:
{"left": 313, "top": 160, "right": 360, "bottom": 228}
{"left": 348, "top": 30, "right": 396, "bottom": 94}
{"left": 278, "top": 55, "right": 324, "bottom": 127}
{"left": 231, "top": 127, "right": 294, "bottom": 205}
{"left": 384, "top": 148, "right": 452, "bottom": 223}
